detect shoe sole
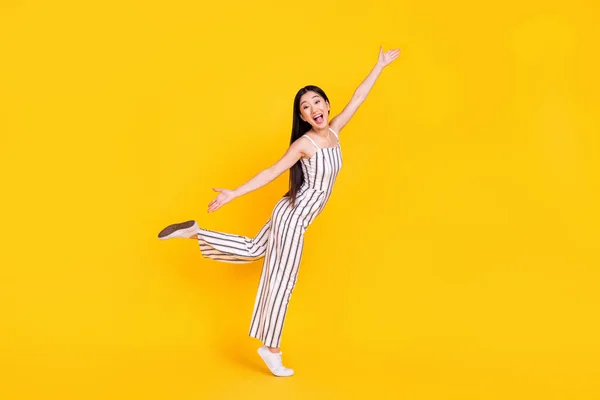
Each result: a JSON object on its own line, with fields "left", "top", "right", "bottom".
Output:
{"left": 157, "top": 220, "right": 196, "bottom": 240}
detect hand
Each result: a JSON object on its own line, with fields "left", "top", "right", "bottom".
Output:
{"left": 377, "top": 46, "right": 401, "bottom": 68}
{"left": 208, "top": 188, "right": 236, "bottom": 212}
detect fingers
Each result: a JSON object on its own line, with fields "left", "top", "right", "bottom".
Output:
{"left": 208, "top": 189, "right": 221, "bottom": 212}
{"left": 384, "top": 49, "right": 401, "bottom": 64}
{"left": 208, "top": 196, "right": 218, "bottom": 212}
{"left": 208, "top": 196, "right": 227, "bottom": 212}
{"left": 208, "top": 201, "right": 221, "bottom": 213}
{"left": 207, "top": 189, "right": 232, "bottom": 212}
{"left": 379, "top": 48, "right": 401, "bottom": 65}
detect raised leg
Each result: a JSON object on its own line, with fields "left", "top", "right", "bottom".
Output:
{"left": 196, "top": 219, "right": 272, "bottom": 264}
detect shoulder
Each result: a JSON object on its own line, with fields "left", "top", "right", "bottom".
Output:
{"left": 291, "top": 134, "right": 314, "bottom": 157}
{"left": 300, "top": 132, "right": 317, "bottom": 143}
{"left": 294, "top": 133, "right": 313, "bottom": 146}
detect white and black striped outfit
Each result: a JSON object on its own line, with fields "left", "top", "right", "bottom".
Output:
{"left": 197, "top": 127, "right": 342, "bottom": 348}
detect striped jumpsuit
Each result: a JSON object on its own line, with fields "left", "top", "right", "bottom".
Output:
{"left": 196, "top": 127, "right": 343, "bottom": 348}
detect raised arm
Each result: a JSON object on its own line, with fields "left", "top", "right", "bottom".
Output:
{"left": 208, "top": 138, "right": 309, "bottom": 212}
{"left": 330, "top": 46, "right": 401, "bottom": 134}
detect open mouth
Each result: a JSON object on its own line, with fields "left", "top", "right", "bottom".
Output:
{"left": 313, "top": 113, "right": 324, "bottom": 124}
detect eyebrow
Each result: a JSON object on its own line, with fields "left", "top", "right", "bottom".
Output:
{"left": 300, "top": 95, "right": 320, "bottom": 106}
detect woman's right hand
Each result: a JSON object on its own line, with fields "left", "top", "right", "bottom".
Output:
{"left": 208, "top": 188, "right": 236, "bottom": 213}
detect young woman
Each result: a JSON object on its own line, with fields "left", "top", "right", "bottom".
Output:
{"left": 158, "top": 46, "right": 400, "bottom": 377}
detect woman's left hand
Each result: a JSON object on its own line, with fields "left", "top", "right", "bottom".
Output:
{"left": 377, "top": 46, "right": 401, "bottom": 68}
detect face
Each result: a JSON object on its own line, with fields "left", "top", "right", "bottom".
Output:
{"left": 299, "top": 91, "right": 330, "bottom": 128}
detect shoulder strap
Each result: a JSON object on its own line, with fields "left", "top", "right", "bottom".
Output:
{"left": 328, "top": 127, "right": 339, "bottom": 140}
{"left": 302, "top": 135, "right": 320, "bottom": 150}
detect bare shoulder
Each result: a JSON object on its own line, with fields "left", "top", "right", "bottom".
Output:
{"left": 291, "top": 134, "right": 314, "bottom": 158}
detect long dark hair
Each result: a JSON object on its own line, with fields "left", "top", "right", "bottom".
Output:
{"left": 284, "top": 85, "right": 330, "bottom": 206}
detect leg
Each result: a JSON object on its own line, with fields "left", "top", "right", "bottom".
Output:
{"left": 196, "top": 219, "right": 271, "bottom": 263}
{"left": 245, "top": 196, "right": 306, "bottom": 377}
{"left": 249, "top": 221, "right": 305, "bottom": 348}
{"left": 158, "top": 219, "right": 271, "bottom": 263}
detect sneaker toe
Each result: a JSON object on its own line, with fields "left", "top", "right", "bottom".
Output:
{"left": 276, "top": 368, "right": 294, "bottom": 377}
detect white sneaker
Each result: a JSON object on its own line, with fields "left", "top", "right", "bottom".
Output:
{"left": 257, "top": 346, "right": 294, "bottom": 377}
{"left": 157, "top": 220, "right": 198, "bottom": 240}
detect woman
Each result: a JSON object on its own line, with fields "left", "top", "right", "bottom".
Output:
{"left": 158, "top": 46, "right": 400, "bottom": 377}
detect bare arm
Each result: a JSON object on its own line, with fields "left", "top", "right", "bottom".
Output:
{"left": 207, "top": 138, "right": 309, "bottom": 212}
{"left": 330, "top": 46, "right": 401, "bottom": 133}
{"left": 232, "top": 141, "right": 305, "bottom": 197}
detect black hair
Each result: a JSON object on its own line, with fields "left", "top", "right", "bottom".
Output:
{"left": 284, "top": 85, "right": 330, "bottom": 206}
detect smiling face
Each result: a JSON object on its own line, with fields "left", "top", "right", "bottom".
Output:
{"left": 299, "top": 91, "right": 330, "bottom": 129}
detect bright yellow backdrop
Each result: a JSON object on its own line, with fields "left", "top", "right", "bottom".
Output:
{"left": 1, "top": 0, "right": 599, "bottom": 399}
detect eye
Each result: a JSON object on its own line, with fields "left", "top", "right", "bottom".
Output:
{"left": 315, "top": 100, "right": 320, "bottom": 104}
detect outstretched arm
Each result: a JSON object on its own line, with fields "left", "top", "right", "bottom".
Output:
{"left": 207, "top": 138, "right": 309, "bottom": 212}
{"left": 330, "top": 46, "right": 401, "bottom": 134}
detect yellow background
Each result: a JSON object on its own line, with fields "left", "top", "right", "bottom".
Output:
{"left": 1, "top": 0, "right": 599, "bottom": 399}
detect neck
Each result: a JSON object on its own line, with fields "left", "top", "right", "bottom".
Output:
{"left": 312, "top": 125, "right": 330, "bottom": 137}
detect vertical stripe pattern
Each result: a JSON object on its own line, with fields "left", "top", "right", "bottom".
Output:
{"left": 197, "top": 128, "right": 342, "bottom": 348}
